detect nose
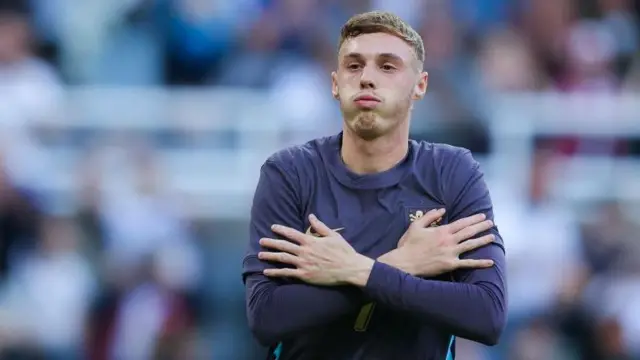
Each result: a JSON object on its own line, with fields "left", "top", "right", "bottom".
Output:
{"left": 359, "top": 65, "right": 376, "bottom": 90}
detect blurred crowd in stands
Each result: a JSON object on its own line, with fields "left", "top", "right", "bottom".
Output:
{"left": 0, "top": 0, "right": 639, "bottom": 359}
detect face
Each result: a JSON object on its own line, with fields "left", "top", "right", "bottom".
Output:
{"left": 332, "top": 32, "right": 428, "bottom": 141}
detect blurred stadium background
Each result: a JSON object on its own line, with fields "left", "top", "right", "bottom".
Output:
{"left": 0, "top": 0, "right": 639, "bottom": 359}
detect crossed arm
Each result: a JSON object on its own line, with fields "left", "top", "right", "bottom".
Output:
{"left": 243, "top": 160, "right": 365, "bottom": 345}
{"left": 244, "top": 155, "right": 507, "bottom": 346}
{"left": 245, "top": 239, "right": 506, "bottom": 347}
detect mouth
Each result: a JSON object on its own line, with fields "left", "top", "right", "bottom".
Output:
{"left": 354, "top": 94, "right": 381, "bottom": 109}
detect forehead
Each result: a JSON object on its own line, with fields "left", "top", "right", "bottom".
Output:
{"left": 339, "top": 32, "right": 416, "bottom": 62}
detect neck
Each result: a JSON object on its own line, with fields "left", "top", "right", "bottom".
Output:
{"left": 341, "top": 124, "right": 409, "bottom": 174}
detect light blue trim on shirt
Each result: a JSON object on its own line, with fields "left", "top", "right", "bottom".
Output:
{"left": 273, "top": 342, "right": 282, "bottom": 360}
{"left": 445, "top": 336, "right": 455, "bottom": 360}
{"left": 274, "top": 336, "right": 452, "bottom": 359}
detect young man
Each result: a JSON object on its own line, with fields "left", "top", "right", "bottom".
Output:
{"left": 242, "top": 11, "right": 507, "bottom": 360}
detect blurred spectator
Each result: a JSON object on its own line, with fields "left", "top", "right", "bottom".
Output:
{"left": 493, "top": 148, "right": 582, "bottom": 349}
{"left": 0, "top": 216, "right": 95, "bottom": 360}
{"left": 411, "top": 3, "right": 490, "bottom": 154}
{"left": 521, "top": 0, "right": 577, "bottom": 83}
{"left": 578, "top": 202, "right": 640, "bottom": 358}
{"left": 556, "top": 20, "right": 619, "bottom": 93}
{"left": 87, "top": 255, "right": 198, "bottom": 360}
{"left": 98, "top": 145, "right": 197, "bottom": 284}
{"left": 82, "top": 144, "right": 202, "bottom": 360}
{"left": 37, "top": 0, "right": 161, "bottom": 84}
{"left": 477, "top": 28, "right": 548, "bottom": 92}
{"left": 164, "top": 0, "right": 263, "bottom": 85}
{"left": 0, "top": 2, "right": 62, "bottom": 189}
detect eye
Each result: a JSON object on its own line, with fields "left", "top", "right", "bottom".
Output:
{"left": 347, "top": 63, "right": 362, "bottom": 71}
{"left": 381, "top": 64, "right": 397, "bottom": 72}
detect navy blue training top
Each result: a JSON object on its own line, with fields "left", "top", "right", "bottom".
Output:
{"left": 243, "top": 133, "right": 507, "bottom": 360}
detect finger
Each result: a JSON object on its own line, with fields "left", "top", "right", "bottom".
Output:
{"left": 263, "top": 268, "right": 301, "bottom": 278}
{"left": 453, "top": 220, "right": 494, "bottom": 243}
{"left": 455, "top": 259, "right": 495, "bottom": 269}
{"left": 411, "top": 208, "right": 446, "bottom": 228}
{"left": 446, "top": 213, "right": 486, "bottom": 233}
{"left": 456, "top": 234, "right": 495, "bottom": 254}
{"left": 271, "top": 224, "right": 308, "bottom": 244}
{"left": 259, "top": 238, "right": 301, "bottom": 254}
{"left": 309, "top": 214, "right": 333, "bottom": 237}
{"left": 258, "top": 251, "right": 300, "bottom": 266}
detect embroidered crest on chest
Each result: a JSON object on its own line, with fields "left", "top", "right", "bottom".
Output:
{"left": 408, "top": 209, "right": 442, "bottom": 227}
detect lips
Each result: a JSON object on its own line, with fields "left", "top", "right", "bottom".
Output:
{"left": 354, "top": 94, "right": 381, "bottom": 102}
{"left": 353, "top": 94, "right": 381, "bottom": 109}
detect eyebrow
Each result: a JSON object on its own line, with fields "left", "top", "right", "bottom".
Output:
{"left": 343, "top": 52, "right": 405, "bottom": 63}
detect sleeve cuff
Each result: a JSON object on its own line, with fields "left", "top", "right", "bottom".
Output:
{"left": 363, "top": 261, "right": 404, "bottom": 298}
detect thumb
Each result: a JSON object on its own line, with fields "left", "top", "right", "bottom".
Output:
{"left": 308, "top": 214, "right": 333, "bottom": 237}
{"left": 411, "top": 208, "right": 445, "bottom": 228}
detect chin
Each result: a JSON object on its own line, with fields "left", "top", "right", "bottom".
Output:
{"left": 353, "top": 127, "right": 385, "bottom": 141}
{"left": 343, "top": 108, "right": 394, "bottom": 140}
{"left": 351, "top": 121, "right": 385, "bottom": 141}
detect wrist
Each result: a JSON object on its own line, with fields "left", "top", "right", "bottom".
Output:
{"left": 377, "top": 249, "right": 398, "bottom": 265}
{"left": 378, "top": 249, "right": 416, "bottom": 275}
{"left": 343, "top": 253, "right": 375, "bottom": 287}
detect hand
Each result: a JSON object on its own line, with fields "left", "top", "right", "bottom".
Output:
{"left": 258, "top": 214, "right": 374, "bottom": 286}
{"left": 380, "top": 208, "right": 495, "bottom": 277}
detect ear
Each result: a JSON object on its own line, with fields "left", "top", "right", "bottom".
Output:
{"left": 412, "top": 71, "right": 428, "bottom": 100}
{"left": 331, "top": 71, "right": 339, "bottom": 99}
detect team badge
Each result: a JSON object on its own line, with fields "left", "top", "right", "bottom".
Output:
{"left": 409, "top": 209, "right": 442, "bottom": 227}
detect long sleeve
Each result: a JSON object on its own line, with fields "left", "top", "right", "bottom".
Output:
{"left": 364, "top": 244, "right": 506, "bottom": 345}
{"left": 363, "top": 148, "right": 508, "bottom": 345}
{"left": 243, "top": 156, "right": 363, "bottom": 346}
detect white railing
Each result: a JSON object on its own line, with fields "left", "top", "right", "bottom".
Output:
{"left": 12, "top": 88, "right": 640, "bottom": 217}
{"left": 489, "top": 93, "right": 640, "bottom": 204}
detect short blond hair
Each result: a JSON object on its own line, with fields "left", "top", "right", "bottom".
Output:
{"left": 339, "top": 11, "right": 425, "bottom": 63}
